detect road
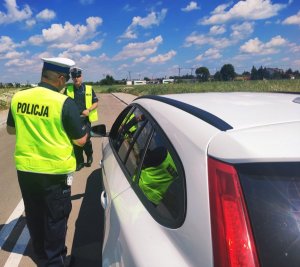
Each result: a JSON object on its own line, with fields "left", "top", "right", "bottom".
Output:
{"left": 0, "top": 93, "right": 136, "bottom": 267}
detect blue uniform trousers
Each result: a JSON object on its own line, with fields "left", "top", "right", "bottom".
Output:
{"left": 17, "top": 171, "right": 71, "bottom": 267}
{"left": 74, "top": 119, "right": 93, "bottom": 165}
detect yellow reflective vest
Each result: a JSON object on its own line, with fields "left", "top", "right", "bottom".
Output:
{"left": 66, "top": 84, "right": 98, "bottom": 122}
{"left": 138, "top": 152, "right": 178, "bottom": 205}
{"left": 10, "top": 87, "right": 76, "bottom": 174}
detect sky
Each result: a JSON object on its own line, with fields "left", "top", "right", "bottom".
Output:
{"left": 0, "top": 0, "right": 299, "bottom": 83}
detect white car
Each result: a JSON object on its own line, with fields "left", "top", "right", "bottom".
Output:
{"left": 92, "top": 92, "right": 300, "bottom": 267}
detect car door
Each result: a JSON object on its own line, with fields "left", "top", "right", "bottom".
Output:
{"left": 102, "top": 105, "right": 187, "bottom": 266}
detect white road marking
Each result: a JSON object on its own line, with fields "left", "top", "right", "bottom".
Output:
{"left": 0, "top": 199, "right": 24, "bottom": 249}
{"left": 4, "top": 226, "right": 30, "bottom": 267}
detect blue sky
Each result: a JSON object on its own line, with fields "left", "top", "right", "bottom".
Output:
{"left": 0, "top": 0, "right": 299, "bottom": 83}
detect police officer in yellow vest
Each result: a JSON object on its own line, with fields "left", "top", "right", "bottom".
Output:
{"left": 6, "top": 57, "right": 87, "bottom": 266}
{"left": 136, "top": 146, "right": 178, "bottom": 206}
{"left": 65, "top": 67, "right": 98, "bottom": 171}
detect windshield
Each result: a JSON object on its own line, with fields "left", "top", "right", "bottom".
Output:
{"left": 237, "top": 162, "right": 300, "bottom": 267}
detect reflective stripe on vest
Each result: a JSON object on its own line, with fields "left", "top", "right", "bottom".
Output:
{"left": 66, "top": 84, "right": 98, "bottom": 122}
{"left": 11, "top": 87, "right": 76, "bottom": 174}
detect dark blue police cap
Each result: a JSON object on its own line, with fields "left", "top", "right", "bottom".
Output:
{"left": 70, "top": 67, "right": 83, "bottom": 77}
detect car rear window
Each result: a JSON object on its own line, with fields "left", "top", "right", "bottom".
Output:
{"left": 237, "top": 162, "right": 300, "bottom": 267}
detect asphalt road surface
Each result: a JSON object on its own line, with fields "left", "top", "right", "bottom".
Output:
{"left": 0, "top": 93, "right": 136, "bottom": 267}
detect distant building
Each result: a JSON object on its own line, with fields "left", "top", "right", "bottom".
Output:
{"left": 133, "top": 80, "right": 147, "bottom": 85}
{"left": 162, "top": 79, "right": 174, "bottom": 84}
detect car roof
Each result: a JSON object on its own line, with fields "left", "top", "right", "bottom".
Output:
{"left": 142, "top": 92, "right": 300, "bottom": 131}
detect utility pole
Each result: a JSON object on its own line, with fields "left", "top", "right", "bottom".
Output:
{"left": 128, "top": 71, "right": 131, "bottom": 81}
{"left": 190, "top": 68, "right": 195, "bottom": 76}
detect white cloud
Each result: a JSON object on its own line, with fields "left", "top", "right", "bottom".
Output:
{"left": 181, "top": 1, "right": 200, "bottom": 12}
{"left": 0, "top": 36, "right": 18, "bottom": 53}
{"left": 68, "top": 41, "right": 102, "bottom": 52}
{"left": 204, "top": 48, "right": 222, "bottom": 59}
{"left": 50, "top": 43, "right": 73, "bottom": 49}
{"left": 290, "top": 43, "right": 300, "bottom": 53}
{"left": 28, "top": 35, "right": 44, "bottom": 45}
{"left": 0, "top": 0, "right": 32, "bottom": 24}
{"left": 209, "top": 25, "right": 226, "bottom": 35}
{"left": 5, "top": 57, "right": 34, "bottom": 67}
{"left": 201, "top": 0, "right": 287, "bottom": 25}
{"left": 114, "top": 35, "right": 163, "bottom": 60}
{"left": 282, "top": 11, "right": 300, "bottom": 26}
{"left": 26, "top": 19, "right": 36, "bottom": 27}
{"left": 184, "top": 32, "right": 232, "bottom": 49}
{"left": 36, "top": 9, "right": 56, "bottom": 21}
{"left": 148, "top": 50, "right": 176, "bottom": 63}
{"left": 134, "top": 57, "right": 146, "bottom": 63}
{"left": 194, "top": 48, "right": 222, "bottom": 62}
{"left": 28, "top": 16, "right": 102, "bottom": 45}
{"left": 0, "top": 50, "right": 23, "bottom": 60}
{"left": 240, "top": 35, "right": 287, "bottom": 55}
{"left": 230, "top": 22, "right": 254, "bottom": 40}
{"left": 120, "top": 9, "right": 167, "bottom": 39}
{"left": 98, "top": 53, "right": 110, "bottom": 61}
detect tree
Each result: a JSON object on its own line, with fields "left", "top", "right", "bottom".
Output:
{"left": 220, "top": 64, "right": 236, "bottom": 81}
{"left": 100, "top": 75, "right": 115, "bottom": 85}
{"left": 213, "top": 71, "right": 222, "bottom": 81}
{"left": 250, "top": 66, "right": 258, "bottom": 80}
{"left": 195, "top": 67, "right": 210, "bottom": 82}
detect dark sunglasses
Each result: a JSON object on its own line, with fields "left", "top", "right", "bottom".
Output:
{"left": 71, "top": 74, "right": 81, "bottom": 79}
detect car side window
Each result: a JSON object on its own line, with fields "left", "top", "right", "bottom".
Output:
{"left": 113, "top": 107, "right": 146, "bottom": 162}
{"left": 135, "top": 130, "right": 184, "bottom": 226}
{"left": 111, "top": 105, "right": 186, "bottom": 228}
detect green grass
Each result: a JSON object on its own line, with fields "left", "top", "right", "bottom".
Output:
{"left": 93, "top": 79, "right": 300, "bottom": 96}
{"left": 1, "top": 80, "right": 300, "bottom": 111}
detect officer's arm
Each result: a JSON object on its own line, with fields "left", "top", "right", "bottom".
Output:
{"left": 6, "top": 125, "right": 16, "bottom": 135}
{"left": 72, "top": 133, "right": 87, "bottom": 147}
{"left": 88, "top": 102, "right": 98, "bottom": 112}
{"left": 63, "top": 99, "right": 87, "bottom": 146}
{"left": 6, "top": 108, "right": 15, "bottom": 135}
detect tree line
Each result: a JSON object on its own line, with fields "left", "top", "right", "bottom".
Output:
{"left": 2, "top": 64, "right": 299, "bottom": 88}
{"left": 96, "top": 64, "right": 299, "bottom": 85}
{"left": 182, "top": 64, "right": 299, "bottom": 82}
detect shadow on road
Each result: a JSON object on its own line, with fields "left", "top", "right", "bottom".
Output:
{"left": 69, "top": 168, "right": 104, "bottom": 267}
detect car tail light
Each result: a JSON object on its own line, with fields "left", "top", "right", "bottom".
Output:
{"left": 208, "top": 157, "right": 260, "bottom": 267}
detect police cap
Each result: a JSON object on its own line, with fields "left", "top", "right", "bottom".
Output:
{"left": 41, "top": 57, "right": 75, "bottom": 75}
{"left": 70, "top": 67, "right": 83, "bottom": 78}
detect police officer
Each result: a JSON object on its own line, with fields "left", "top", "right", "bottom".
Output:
{"left": 137, "top": 147, "right": 178, "bottom": 205}
{"left": 65, "top": 67, "right": 98, "bottom": 171}
{"left": 6, "top": 57, "right": 87, "bottom": 267}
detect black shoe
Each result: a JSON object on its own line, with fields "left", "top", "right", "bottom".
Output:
{"left": 86, "top": 155, "right": 93, "bottom": 167}
{"left": 76, "top": 162, "right": 84, "bottom": 171}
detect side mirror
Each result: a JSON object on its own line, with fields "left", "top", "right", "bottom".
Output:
{"left": 91, "top": 124, "right": 107, "bottom": 137}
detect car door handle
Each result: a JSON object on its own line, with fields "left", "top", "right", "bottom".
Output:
{"left": 101, "top": 191, "right": 108, "bottom": 209}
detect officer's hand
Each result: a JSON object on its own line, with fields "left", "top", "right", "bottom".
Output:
{"left": 82, "top": 109, "right": 90, "bottom": 117}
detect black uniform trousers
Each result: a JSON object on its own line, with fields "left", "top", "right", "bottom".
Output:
{"left": 17, "top": 171, "right": 71, "bottom": 267}
{"left": 74, "top": 118, "right": 93, "bottom": 165}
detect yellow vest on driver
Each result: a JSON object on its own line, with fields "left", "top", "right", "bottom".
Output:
{"left": 10, "top": 87, "right": 76, "bottom": 174}
{"left": 66, "top": 84, "right": 98, "bottom": 122}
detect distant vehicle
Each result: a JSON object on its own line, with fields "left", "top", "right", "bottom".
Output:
{"left": 162, "top": 78, "right": 174, "bottom": 84}
{"left": 92, "top": 92, "right": 300, "bottom": 267}
{"left": 133, "top": 80, "right": 147, "bottom": 85}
